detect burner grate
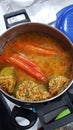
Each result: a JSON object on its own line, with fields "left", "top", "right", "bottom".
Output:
{"left": 0, "top": 93, "right": 17, "bottom": 130}
{"left": 36, "top": 84, "right": 73, "bottom": 130}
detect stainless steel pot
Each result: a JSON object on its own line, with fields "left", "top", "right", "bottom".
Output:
{"left": 0, "top": 22, "right": 73, "bottom": 107}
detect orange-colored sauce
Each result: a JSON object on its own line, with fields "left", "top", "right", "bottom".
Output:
{"left": 0, "top": 32, "right": 72, "bottom": 85}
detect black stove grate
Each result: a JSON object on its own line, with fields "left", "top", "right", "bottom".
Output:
{"left": 36, "top": 83, "right": 73, "bottom": 130}
{"left": 0, "top": 93, "right": 17, "bottom": 130}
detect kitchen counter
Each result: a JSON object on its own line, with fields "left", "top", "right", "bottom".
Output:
{"left": 0, "top": 0, "right": 73, "bottom": 35}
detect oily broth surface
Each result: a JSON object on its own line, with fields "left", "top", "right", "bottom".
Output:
{"left": 0, "top": 32, "right": 73, "bottom": 91}
{"left": 1, "top": 33, "right": 72, "bottom": 82}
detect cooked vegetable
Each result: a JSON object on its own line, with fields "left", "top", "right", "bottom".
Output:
{"left": 48, "top": 76, "right": 70, "bottom": 96}
{"left": 13, "top": 42, "right": 59, "bottom": 55}
{"left": 0, "top": 67, "right": 14, "bottom": 76}
{"left": 0, "top": 67, "right": 16, "bottom": 93}
{"left": 2, "top": 53, "right": 45, "bottom": 82}
{"left": 15, "top": 80, "right": 51, "bottom": 101}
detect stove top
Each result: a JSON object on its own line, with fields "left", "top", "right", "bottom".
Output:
{"left": 36, "top": 86, "right": 73, "bottom": 130}
{"left": 0, "top": 93, "right": 17, "bottom": 130}
{"left": 1, "top": 83, "right": 73, "bottom": 130}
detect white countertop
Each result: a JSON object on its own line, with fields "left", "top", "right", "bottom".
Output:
{"left": 0, "top": 0, "right": 73, "bottom": 35}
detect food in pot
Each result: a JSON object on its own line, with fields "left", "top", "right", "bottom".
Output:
{"left": 0, "top": 67, "right": 16, "bottom": 93}
{"left": 48, "top": 76, "right": 70, "bottom": 96}
{"left": 0, "top": 32, "right": 72, "bottom": 101}
{"left": 13, "top": 42, "right": 60, "bottom": 56}
{"left": 15, "top": 80, "right": 51, "bottom": 101}
{"left": 2, "top": 53, "right": 45, "bottom": 82}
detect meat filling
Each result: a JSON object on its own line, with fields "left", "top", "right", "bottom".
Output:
{"left": 48, "top": 76, "right": 70, "bottom": 96}
{"left": 0, "top": 67, "right": 16, "bottom": 93}
{"left": 0, "top": 75, "right": 15, "bottom": 93}
{"left": 16, "top": 80, "right": 51, "bottom": 101}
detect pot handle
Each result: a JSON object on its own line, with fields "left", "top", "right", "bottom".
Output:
{"left": 11, "top": 106, "right": 37, "bottom": 130}
{"left": 4, "top": 9, "right": 31, "bottom": 29}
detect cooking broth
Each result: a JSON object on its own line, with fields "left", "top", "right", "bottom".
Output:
{"left": 0, "top": 32, "right": 73, "bottom": 101}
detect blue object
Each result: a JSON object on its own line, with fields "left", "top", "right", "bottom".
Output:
{"left": 55, "top": 5, "right": 73, "bottom": 43}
